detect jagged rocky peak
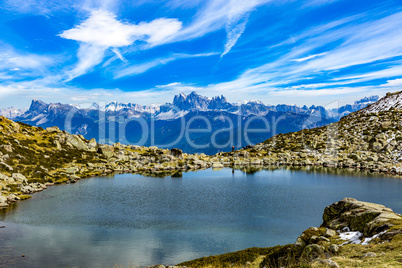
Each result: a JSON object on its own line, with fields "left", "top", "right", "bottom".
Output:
{"left": 29, "top": 99, "right": 48, "bottom": 112}
{"left": 208, "top": 95, "right": 232, "bottom": 110}
{"left": 88, "top": 103, "right": 100, "bottom": 110}
{"left": 172, "top": 91, "right": 211, "bottom": 110}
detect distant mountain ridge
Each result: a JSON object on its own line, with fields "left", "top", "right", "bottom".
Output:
{"left": 1, "top": 92, "right": 380, "bottom": 154}
{"left": 0, "top": 106, "right": 26, "bottom": 119}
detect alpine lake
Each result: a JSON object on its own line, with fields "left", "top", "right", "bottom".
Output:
{"left": 0, "top": 167, "right": 401, "bottom": 267}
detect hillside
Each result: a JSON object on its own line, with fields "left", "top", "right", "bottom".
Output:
{"left": 219, "top": 91, "right": 402, "bottom": 174}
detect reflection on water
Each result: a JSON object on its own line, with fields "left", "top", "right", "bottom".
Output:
{"left": 0, "top": 167, "right": 401, "bottom": 267}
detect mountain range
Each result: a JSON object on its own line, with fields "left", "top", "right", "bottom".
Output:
{"left": 1, "top": 92, "right": 379, "bottom": 154}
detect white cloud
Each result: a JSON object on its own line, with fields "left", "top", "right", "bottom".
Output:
{"left": 292, "top": 52, "right": 327, "bottom": 62}
{"left": 60, "top": 10, "right": 182, "bottom": 47}
{"left": 156, "top": 82, "right": 182, "bottom": 88}
{"left": 170, "top": 0, "right": 270, "bottom": 50}
{"left": 59, "top": 10, "right": 182, "bottom": 79}
{"left": 221, "top": 15, "right": 248, "bottom": 57}
{"left": 111, "top": 48, "right": 127, "bottom": 62}
{"left": 65, "top": 44, "right": 106, "bottom": 81}
{"left": 382, "top": 78, "right": 402, "bottom": 87}
{"left": 304, "top": 0, "right": 340, "bottom": 7}
{"left": 221, "top": 0, "right": 267, "bottom": 57}
{"left": 0, "top": 51, "right": 54, "bottom": 70}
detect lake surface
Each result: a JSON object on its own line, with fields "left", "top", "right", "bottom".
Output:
{"left": 0, "top": 167, "right": 401, "bottom": 267}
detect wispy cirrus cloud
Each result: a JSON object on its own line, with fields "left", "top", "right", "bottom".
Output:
{"left": 114, "top": 52, "right": 219, "bottom": 79}
{"left": 0, "top": 49, "right": 54, "bottom": 71}
{"left": 0, "top": 46, "right": 57, "bottom": 82}
{"left": 292, "top": 52, "right": 327, "bottom": 62}
{"left": 216, "top": 10, "right": 402, "bottom": 93}
{"left": 221, "top": 0, "right": 270, "bottom": 57}
{"left": 167, "top": 0, "right": 271, "bottom": 57}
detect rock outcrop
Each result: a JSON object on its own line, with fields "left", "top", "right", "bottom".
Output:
{"left": 258, "top": 198, "right": 402, "bottom": 268}
{"left": 321, "top": 197, "right": 401, "bottom": 236}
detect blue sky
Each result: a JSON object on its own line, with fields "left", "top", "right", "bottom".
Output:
{"left": 1, "top": 0, "right": 402, "bottom": 109}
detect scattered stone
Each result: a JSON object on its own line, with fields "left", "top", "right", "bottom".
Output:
{"left": 325, "top": 229, "right": 337, "bottom": 238}
{"left": 301, "top": 244, "right": 325, "bottom": 261}
{"left": 12, "top": 173, "right": 28, "bottom": 184}
{"left": 328, "top": 244, "right": 339, "bottom": 254}
{"left": 361, "top": 252, "right": 377, "bottom": 259}
{"left": 46, "top": 126, "right": 61, "bottom": 133}
{"left": 212, "top": 162, "right": 224, "bottom": 169}
{"left": 313, "top": 258, "right": 340, "bottom": 268}
{"left": 0, "top": 144, "right": 13, "bottom": 153}
{"left": 0, "top": 195, "right": 9, "bottom": 207}
{"left": 98, "top": 145, "right": 114, "bottom": 158}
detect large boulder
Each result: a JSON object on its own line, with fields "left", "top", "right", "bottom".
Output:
{"left": 321, "top": 197, "right": 401, "bottom": 236}
{"left": 46, "top": 126, "right": 61, "bottom": 133}
{"left": 97, "top": 145, "right": 114, "bottom": 158}
{"left": 88, "top": 138, "right": 97, "bottom": 151}
{"left": 66, "top": 135, "right": 89, "bottom": 151}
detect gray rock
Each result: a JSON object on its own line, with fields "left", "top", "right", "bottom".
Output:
{"left": 1, "top": 144, "right": 13, "bottom": 153}
{"left": 54, "top": 139, "right": 62, "bottom": 150}
{"left": 65, "top": 167, "right": 79, "bottom": 174}
{"left": 20, "top": 185, "right": 34, "bottom": 194}
{"left": 0, "top": 195, "right": 8, "bottom": 207}
{"left": 328, "top": 244, "right": 339, "bottom": 254}
{"left": 212, "top": 162, "right": 224, "bottom": 169}
{"left": 325, "top": 229, "right": 337, "bottom": 238}
{"left": 97, "top": 145, "right": 114, "bottom": 158}
{"left": 46, "top": 126, "right": 61, "bottom": 133}
{"left": 66, "top": 135, "right": 89, "bottom": 151}
{"left": 6, "top": 193, "right": 18, "bottom": 202}
{"left": 361, "top": 252, "right": 376, "bottom": 259}
{"left": 88, "top": 138, "right": 97, "bottom": 149}
{"left": 12, "top": 173, "right": 28, "bottom": 184}
{"left": 0, "top": 173, "right": 14, "bottom": 184}
{"left": 372, "top": 142, "right": 383, "bottom": 152}
{"left": 293, "top": 236, "right": 307, "bottom": 255}
{"left": 0, "top": 162, "right": 13, "bottom": 171}
{"left": 313, "top": 258, "right": 340, "bottom": 268}
{"left": 301, "top": 244, "right": 325, "bottom": 261}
